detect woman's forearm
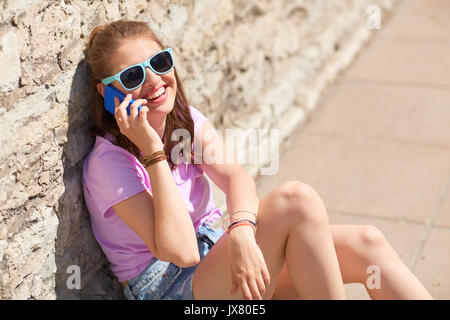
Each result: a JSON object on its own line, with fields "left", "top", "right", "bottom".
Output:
{"left": 225, "top": 170, "right": 260, "bottom": 225}
{"left": 147, "top": 159, "right": 199, "bottom": 266}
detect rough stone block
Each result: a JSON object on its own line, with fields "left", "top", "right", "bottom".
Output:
{"left": 0, "top": 31, "right": 21, "bottom": 94}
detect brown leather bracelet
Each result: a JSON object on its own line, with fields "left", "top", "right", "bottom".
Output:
{"left": 142, "top": 150, "right": 165, "bottom": 161}
{"left": 142, "top": 151, "right": 167, "bottom": 167}
{"left": 144, "top": 155, "right": 167, "bottom": 167}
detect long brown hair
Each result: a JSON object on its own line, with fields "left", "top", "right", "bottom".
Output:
{"left": 85, "top": 20, "right": 198, "bottom": 170}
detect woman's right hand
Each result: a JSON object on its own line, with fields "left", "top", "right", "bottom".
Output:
{"left": 114, "top": 93, "right": 164, "bottom": 155}
{"left": 228, "top": 227, "right": 270, "bottom": 300}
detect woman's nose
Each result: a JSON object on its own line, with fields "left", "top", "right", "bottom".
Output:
{"left": 144, "top": 67, "right": 162, "bottom": 84}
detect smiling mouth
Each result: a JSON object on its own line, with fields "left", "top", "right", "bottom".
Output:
{"left": 147, "top": 87, "right": 166, "bottom": 100}
{"left": 145, "top": 85, "right": 167, "bottom": 100}
{"left": 144, "top": 85, "right": 169, "bottom": 104}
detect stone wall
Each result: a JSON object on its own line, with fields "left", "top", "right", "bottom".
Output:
{"left": 0, "top": 0, "right": 396, "bottom": 299}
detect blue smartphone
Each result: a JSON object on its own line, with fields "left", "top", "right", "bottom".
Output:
{"left": 104, "top": 85, "right": 143, "bottom": 116}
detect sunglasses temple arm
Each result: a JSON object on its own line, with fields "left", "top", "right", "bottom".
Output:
{"left": 101, "top": 76, "right": 116, "bottom": 86}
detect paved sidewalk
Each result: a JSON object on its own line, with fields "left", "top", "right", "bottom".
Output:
{"left": 255, "top": 0, "right": 450, "bottom": 299}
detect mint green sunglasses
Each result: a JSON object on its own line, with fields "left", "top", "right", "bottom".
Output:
{"left": 101, "top": 48, "right": 174, "bottom": 91}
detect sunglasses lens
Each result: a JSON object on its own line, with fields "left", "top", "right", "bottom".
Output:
{"left": 120, "top": 66, "right": 144, "bottom": 89}
{"left": 150, "top": 51, "right": 173, "bottom": 73}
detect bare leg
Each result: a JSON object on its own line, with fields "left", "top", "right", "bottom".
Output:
{"left": 272, "top": 225, "right": 433, "bottom": 300}
{"left": 192, "top": 181, "right": 346, "bottom": 299}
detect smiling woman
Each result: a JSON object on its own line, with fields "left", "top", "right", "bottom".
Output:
{"left": 83, "top": 20, "right": 224, "bottom": 299}
{"left": 85, "top": 20, "right": 196, "bottom": 171}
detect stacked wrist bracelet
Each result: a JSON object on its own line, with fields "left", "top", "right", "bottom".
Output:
{"left": 226, "top": 219, "right": 257, "bottom": 235}
{"left": 230, "top": 209, "right": 257, "bottom": 221}
{"left": 142, "top": 150, "right": 167, "bottom": 167}
{"left": 224, "top": 209, "right": 258, "bottom": 235}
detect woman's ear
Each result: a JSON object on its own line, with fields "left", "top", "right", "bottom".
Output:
{"left": 96, "top": 83, "right": 106, "bottom": 98}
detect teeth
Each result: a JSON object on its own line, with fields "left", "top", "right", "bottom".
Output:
{"left": 148, "top": 87, "right": 166, "bottom": 99}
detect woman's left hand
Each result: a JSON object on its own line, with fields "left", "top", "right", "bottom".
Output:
{"left": 228, "top": 227, "right": 270, "bottom": 300}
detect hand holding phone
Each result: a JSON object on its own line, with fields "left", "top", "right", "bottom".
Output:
{"left": 104, "top": 85, "right": 143, "bottom": 116}
{"left": 106, "top": 86, "right": 164, "bottom": 155}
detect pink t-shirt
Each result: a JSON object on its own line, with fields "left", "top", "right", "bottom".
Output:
{"left": 82, "top": 105, "right": 223, "bottom": 282}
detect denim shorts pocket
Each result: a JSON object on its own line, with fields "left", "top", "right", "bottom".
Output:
{"left": 200, "top": 222, "right": 225, "bottom": 245}
{"left": 140, "top": 261, "right": 182, "bottom": 300}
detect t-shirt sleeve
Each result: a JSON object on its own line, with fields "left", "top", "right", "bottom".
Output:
{"left": 84, "top": 149, "right": 148, "bottom": 219}
{"left": 189, "top": 105, "right": 208, "bottom": 136}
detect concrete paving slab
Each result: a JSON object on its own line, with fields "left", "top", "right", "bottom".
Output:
{"left": 344, "top": 283, "right": 371, "bottom": 300}
{"left": 345, "top": 36, "right": 450, "bottom": 87}
{"left": 434, "top": 188, "right": 450, "bottom": 228}
{"left": 412, "top": 227, "right": 450, "bottom": 299}
{"left": 380, "top": 0, "right": 450, "bottom": 40}
{"left": 302, "top": 81, "right": 450, "bottom": 148}
{"left": 256, "top": 134, "right": 450, "bottom": 224}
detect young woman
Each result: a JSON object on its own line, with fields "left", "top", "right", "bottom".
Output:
{"left": 82, "top": 20, "right": 432, "bottom": 300}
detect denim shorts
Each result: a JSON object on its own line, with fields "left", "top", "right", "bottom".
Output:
{"left": 123, "top": 222, "right": 224, "bottom": 300}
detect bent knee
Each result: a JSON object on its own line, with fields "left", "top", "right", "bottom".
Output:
{"left": 269, "top": 180, "right": 328, "bottom": 225}
{"left": 277, "top": 181, "right": 317, "bottom": 203}
{"left": 360, "top": 225, "right": 387, "bottom": 248}
{"left": 355, "top": 225, "right": 399, "bottom": 265}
